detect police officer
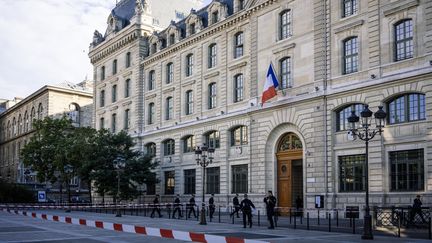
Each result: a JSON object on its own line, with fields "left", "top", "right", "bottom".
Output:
{"left": 264, "top": 190, "right": 276, "bottom": 229}
{"left": 240, "top": 194, "right": 255, "bottom": 228}
{"left": 150, "top": 194, "right": 162, "bottom": 218}
{"left": 230, "top": 194, "right": 240, "bottom": 218}
{"left": 172, "top": 194, "right": 182, "bottom": 219}
{"left": 188, "top": 194, "right": 197, "bottom": 218}
{"left": 209, "top": 194, "right": 215, "bottom": 219}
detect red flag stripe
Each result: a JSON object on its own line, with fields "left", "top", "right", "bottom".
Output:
{"left": 189, "top": 232, "right": 207, "bottom": 243}
{"left": 160, "top": 229, "right": 174, "bottom": 238}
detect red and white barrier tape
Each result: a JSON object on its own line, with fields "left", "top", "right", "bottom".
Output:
{"left": 1, "top": 208, "right": 268, "bottom": 243}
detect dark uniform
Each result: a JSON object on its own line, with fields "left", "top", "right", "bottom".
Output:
{"left": 410, "top": 195, "right": 426, "bottom": 224}
{"left": 240, "top": 196, "right": 255, "bottom": 228}
{"left": 209, "top": 195, "right": 215, "bottom": 219}
{"left": 150, "top": 195, "right": 162, "bottom": 218}
{"left": 264, "top": 193, "right": 276, "bottom": 229}
{"left": 230, "top": 195, "right": 240, "bottom": 218}
{"left": 188, "top": 196, "right": 197, "bottom": 218}
{"left": 172, "top": 196, "right": 182, "bottom": 219}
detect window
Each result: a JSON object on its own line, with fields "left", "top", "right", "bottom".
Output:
{"left": 37, "top": 103, "right": 43, "bottom": 120}
{"left": 169, "top": 33, "right": 175, "bottom": 45}
{"left": 126, "top": 52, "right": 131, "bottom": 68}
{"left": 190, "top": 23, "right": 196, "bottom": 35}
{"left": 279, "top": 10, "right": 291, "bottom": 40}
{"left": 146, "top": 183, "right": 156, "bottom": 195}
{"left": 185, "top": 90, "right": 193, "bottom": 115}
{"left": 112, "top": 85, "right": 117, "bottom": 103}
{"left": 163, "top": 139, "right": 175, "bottom": 156}
{"left": 212, "top": 11, "right": 218, "bottom": 24}
{"left": 68, "top": 103, "right": 80, "bottom": 127}
{"left": 101, "top": 66, "right": 105, "bottom": 80}
{"left": 339, "top": 154, "right": 365, "bottom": 192}
{"left": 151, "top": 42, "right": 157, "bottom": 54}
{"left": 342, "top": 0, "right": 358, "bottom": 18}
{"left": 238, "top": 0, "right": 245, "bottom": 11}
{"left": 208, "top": 44, "right": 217, "bottom": 68}
{"left": 100, "top": 90, "right": 105, "bottom": 107}
{"left": 12, "top": 118, "right": 16, "bottom": 136}
{"left": 390, "top": 149, "right": 424, "bottom": 191}
{"left": 234, "top": 32, "right": 244, "bottom": 58}
{"left": 343, "top": 37, "right": 359, "bottom": 74}
{"left": 165, "top": 97, "right": 173, "bottom": 120}
{"left": 206, "top": 167, "right": 220, "bottom": 194}
{"left": 165, "top": 171, "right": 175, "bottom": 195}
{"left": 124, "top": 109, "right": 130, "bottom": 130}
{"left": 112, "top": 59, "right": 117, "bottom": 75}
{"left": 208, "top": 83, "right": 217, "bottom": 109}
{"left": 30, "top": 108, "right": 35, "bottom": 130}
{"left": 24, "top": 112, "right": 28, "bottom": 132}
{"left": 234, "top": 74, "right": 244, "bottom": 102}
{"left": 205, "top": 131, "right": 220, "bottom": 149}
{"left": 183, "top": 135, "right": 195, "bottom": 153}
{"left": 394, "top": 19, "right": 413, "bottom": 61}
{"left": 148, "top": 103, "right": 155, "bottom": 125}
{"left": 336, "top": 103, "right": 363, "bottom": 131}
{"left": 388, "top": 93, "right": 425, "bottom": 124}
{"left": 148, "top": 70, "right": 155, "bottom": 90}
{"left": 231, "top": 126, "right": 248, "bottom": 146}
{"left": 145, "top": 142, "right": 156, "bottom": 157}
{"left": 184, "top": 169, "right": 196, "bottom": 194}
{"left": 100, "top": 117, "right": 105, "bottom": 129}
{"left": 125, "top": 79, "right": 131, "bottom": 98}
{"left": 280, "top": 57, "right": 292, "bottom": 89}
{"left": 18, "top": 115, "right": 22, "bottom": 135}
{"left": 166, "top": 62, "right": 174, "bottom": 84}
{"left": 186, "top": 54, "right": 193, "bottom": 76}
{"left": 232, "top": 164, "right": 248, "bottom": 193}
{"left": 111, "top": 114, "right": 116, "bottom": 133}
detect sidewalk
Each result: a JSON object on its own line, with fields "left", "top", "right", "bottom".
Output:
{"left": 7, "top": 209, "right": 430, "bottom": 243}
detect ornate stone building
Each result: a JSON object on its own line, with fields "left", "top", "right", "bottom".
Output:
{"left": 91, "top": 0, "right": 432, "bottom": 214}
{"left": 0, "top": 81, "right": 93, "bottom": 200}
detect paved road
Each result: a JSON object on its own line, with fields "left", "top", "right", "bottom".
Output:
{"left": 0, "top": 210, "right": 429, "bottom": 243}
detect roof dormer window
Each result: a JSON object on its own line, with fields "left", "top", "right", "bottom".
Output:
{"left": 190, "top": 23, "right": 196, "bottom": 35}
{"left": 212, "top": 11, "right": 219, "bottom": 24}
{"left": 169, "top": 33, "right": 175, "bottom": 45}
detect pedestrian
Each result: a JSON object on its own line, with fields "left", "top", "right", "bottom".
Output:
{"left": 295, "top": 195, "right": 303, "bottom": 216}
{"left": 410, "top": 194, "right": 426, "bottom": 225}
{"left": 209, "top": 194, "right": 215, "bottom": 219}
{"left": 172, "top": 194, "right": 182, "bottom": 219}
{"left": 230, "top": 194, "right": 240, "bottom": 218}
{"left": 150, "top": 194, "right": 162, "bottom": 218}
{"left": 240, "top": 194, "right": 255, "bottom": 228}
{"left": 263, "top": 190, "right": 276, "bottom": 229}
{"left": 188, "top": 194, "right": 197, "bottom": 218}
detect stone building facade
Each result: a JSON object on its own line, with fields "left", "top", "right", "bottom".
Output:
{"left": 90, "top": 0, "right": 432, "bottom": 214}
{"left": 0, "top": 81, "right": 93, "bottom": 200}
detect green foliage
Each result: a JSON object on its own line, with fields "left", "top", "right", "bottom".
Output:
{"left": 0, "top": 180, "right": 35, "bottom": 203}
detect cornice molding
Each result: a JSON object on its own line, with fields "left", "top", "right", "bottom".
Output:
{"left": 383, "top": 0, "right": 419, "bottom": 16}
{"left": 334, "top": 20, "right": 365, "bottom": 34}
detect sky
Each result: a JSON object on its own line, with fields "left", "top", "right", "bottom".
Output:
{"left": 0, "top": 0, "right": 212, "bottom": 100}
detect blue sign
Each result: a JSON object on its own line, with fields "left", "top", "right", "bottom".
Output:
{"left": 38, "top": 191, "right": 46, "bottom": 202}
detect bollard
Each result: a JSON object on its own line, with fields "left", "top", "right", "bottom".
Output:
{"left": 328, "top": 213, "right": 331, "bottom": 232}
{"left": 258, "top": 210, "right": 260, "bottom": 226}
{"left": 429, "top": 217, "right": 431, "bottom": 240}
{"left": 317, "top": 210, "right": 320, "bottom": 225}
{"left": 336, "top": 210, "right": 339, "bottom": 227}
{"left": 300, "top": 211, "right": 303, "bottom": 224}
{"left": 290, "top": 208, "right": 292, "bottom": 224}
{"left": 352, "top": 217, "right": 356, "bottom": 234}
{"left": 294, "top": 214, "right": 296, "bottom": 229}
{"left": 232, "top": 211, "right": 235, "bottom": 224}
{"left": 275, "top": 211, "right": 278, "bottom": 227}
{"left": 218, "top": 206, "right": 221, "bottom": 223}
{"left": 398, "top": 215, "right": 401, "bottom": 238}
{"left": 307, "top": 212, "right": 310, "bottom": 230}
{"left": 197, "top": 206, "right": 199, "bottom": 221}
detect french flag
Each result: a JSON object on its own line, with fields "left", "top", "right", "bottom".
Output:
{"left": 261, "top": 63, "right": 279, "bottom": 105}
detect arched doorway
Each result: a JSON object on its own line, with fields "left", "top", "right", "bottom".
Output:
{"left": 276, "top": 133, "right": 303, "bottom": 211}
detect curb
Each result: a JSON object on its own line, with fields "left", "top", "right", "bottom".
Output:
{"left": 1, "top": 209, "right": 268, "bottom": 243}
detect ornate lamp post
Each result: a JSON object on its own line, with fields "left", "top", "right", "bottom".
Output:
{"left": 347, "top": 105, "right": 386, "bottom": 240}
{"left": 64, "top": 164, "right": 73, "bottom": 213}
{"left": 114, "top": 155, "right": 126, "bottom": 217}
{"left": 195, "top": 144, "right": 215, "bottom": 225}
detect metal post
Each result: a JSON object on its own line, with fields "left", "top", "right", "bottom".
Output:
{"left": 318, "top": 210, "right": 320, "bottom": 225}
{"left": 362, "top": 137, "right": 373, "bottom": 240}
{"left": 328, "top": 213, "right": 331, "bottom": 232}
{"left": 218, "top": 206, "right": 221, "bottom": 223}
{"left": 353, "top": 217, "right": 356, "bottom": 234}
{"left": 290, "top": 208, "right": 292, "bottom": 224}
{"left": 429, "top": 217, "right": 431, "bottom": 240}
{"left": 294, "top": 213, "right": 296, "bottom": 229}
{"left": 258, "top": 210, "right": 260, "bottom": 226}
{"left": 336, "top": 210, "right": 339, "bottom": 227}
{"left": 307, "top": 212, "right": 310, "bottom": 230}
{"left": 398, "top": 215, "right": 401, "bottom": 238}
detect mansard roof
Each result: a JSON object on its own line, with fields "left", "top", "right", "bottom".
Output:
{"left": 111, "top": 0, "right": 143, "bottom": 26}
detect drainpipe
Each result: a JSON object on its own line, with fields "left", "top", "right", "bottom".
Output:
{"left": 323, "top": 0, "right": 330, "bottom": 211}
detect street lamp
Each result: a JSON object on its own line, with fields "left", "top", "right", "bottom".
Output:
{"left": 347, "top": 104, "right": 386, "bottom": 240}
{"left": 195, "top": 144, "right": 215, "bottom": 225}
{"left": 64, "top": 164, "right": 74, "bottom": 213}
{"left": 114, "top": 155, "right": 126, "bottom": 217}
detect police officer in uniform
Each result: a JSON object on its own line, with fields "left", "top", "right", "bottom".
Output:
{"left": 230, "top": 194, "right": 240, "bottom": 218}
{"left": 209, "top": 194, "right": 215, "bottom": 219}
{"left": 187, "top": 194, "right": 197, "bottom": 218}
{"left": 240, "top": 194, "right": 255, "bottom": 228}
{"left": 172, "top": 194, "right": 182, "bottom": 219}
{"left": 150, "top": 194, "right": 162, "bottom": 218}
{"left": 264, "top": 190, "right": 276, "bottom": 229}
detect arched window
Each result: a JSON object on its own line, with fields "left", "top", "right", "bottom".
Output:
{"left": 148, "top": 70, "right": 155, "bottom": 90}
{"left": 126, "top": 52, "right": 131, "bottom": 68}
{"left": 279, "top": 10, "right": 292, "bottom": 40}
{"left": 185, "top": 90, "right": 193, "bottom": 115}
{"left": 169, "top": 33, "right": 175, "bottom": 45}
{"left": 186, "top": 54, "right": 193, "bottom": 77}
{"left": 112, "top": 59, "right": 117, "bottom": 75}
{"left": 343, "top": 37, "right": 359, "bottom": 74}
{"left": 145, "top": 142, "right": 156, "bottom": 157}
{"left": 231, "top": 126, "right": 248, "bottom": 146}
{"left": 100, "top": 90, "right": 105, "bottom": 107}
{"left": 387, "top": 93, "right": 425, "bottom": 124}
{"left": 112, "top": 85, "right": 117, "bottom": 103}
{"left": 234, "top": 74, "right": 244, "bottom": 102}
{"left": 189, "top": 23, "right": 196, "bottom": 35}
{"left": 182, "top": 135, "right": 195, "bottom": 153}
{"left": 101, "top": 66, "right": 105, "bottom": 80}
{"left": 18, "top": 115, "right": 22, "bottom": 135}
{"left": 208, "top": 83, "right": 217, "bottom": 109}
{"left": 12, "top": 118, "right": 16, "bottom": 136}
{"left": 208, "top": 44, "right": 217, "bottom": 68}
{"left": 37, "top": 103, "right": 43, "bottom": 120}
{"left": 394, "top": 19, "right": 413, "bottom": 61}
{"left": 163, "top": 139, "right": 175, "bottom": 156}
{"left": 111, "top": 113, "right": 117, "bottom": 133}
{"left": 277, "top": 133, "right": 303, "bottom": 152}
{"left": 68, "top": 103, "right": 80, "bottom": 127}
{"left": 148, "top": 103, "right": 155, "bottom": 125}
{"left": 234, "top": 32, "right": 244, "bottom": 58}
{"left": 205, "top": 130, "right": 220, "bottom": 148}
{"left": 280, "top": 57, "right": 292, "bottom": 89}
{"left": 165, "top": 97, "right": 173, "bottom": 120}
{"left": 166, "top": 62, "right": 174, "bottom": 84}
{"left": 151, "top": 42, "right": 157, "bottom": 54}
{"left": 30, "top": 107, "right": 35, "bottom": 130}
{"left": 211, "top": 11, "right": 219, "bottom": 24}
{"left": 336, "top": 103, "right": 363, "bottom": 131}
{"left": 237, "top": 0, "right": 245, "bottom": 11}
{"left": 342, "top": 0, "right": 358, "bottom": 18}
{"left": 7, "top": 121, "right": 11, "bottom": 139}
{"left": 124, "top": 109, "right": 130, "bottom": 130}
{"left": 24, "top": 111, "right": 29, "bottom": 132}
{"left": 125, "top": 79, "right": 131, "bottom": 98}
{"left": 100, "top": 117, "right": 105, "bottom": 129}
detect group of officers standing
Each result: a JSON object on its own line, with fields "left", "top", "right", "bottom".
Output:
{"left": 150, "top": 190, "right": 277, "bottom": 229}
